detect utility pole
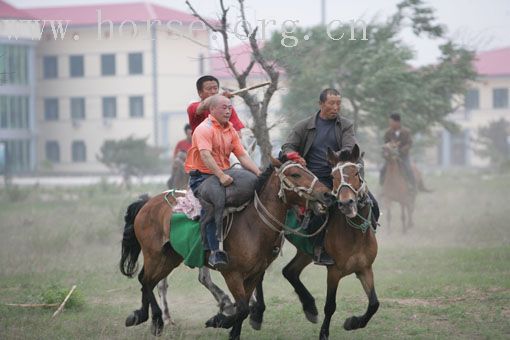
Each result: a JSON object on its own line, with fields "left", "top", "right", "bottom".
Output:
{"left": 321, "top": 0, "right": 326, "bottom": 25}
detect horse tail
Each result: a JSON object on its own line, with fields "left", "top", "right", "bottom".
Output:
{"left": 119, "top": 194, "right": 150, "bottom": 278}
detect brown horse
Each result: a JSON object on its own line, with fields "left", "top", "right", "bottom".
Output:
{"left": 381, "top": 142, "right": 416, "bottom": 232}
{"left": 250, "top": 145, "right": 379, "bottom": 340}
{"left": 166, "top": 151, "right": 189, "bottom": 190}
{"left": 119, "top": 157, "right": 335, "bottom": 339}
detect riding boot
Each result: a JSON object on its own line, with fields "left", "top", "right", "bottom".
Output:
{"left": 206, "top": 220, "right": 228, "bottom": 270}
{"left": 367, "top": 190, "right": 380, "bottom": 230}
{"left": 312, "top": 225, "right": 334, "bottom": 266}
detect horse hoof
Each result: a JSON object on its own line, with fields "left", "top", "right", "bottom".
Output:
{"left": 343, "top": 316, "right": 365, "bottom": 330}
{"left": 205, "top": 313, "right": 232, "bottom": 329}
{"left": 151, "top": 316, "right": 164, "bottom": 336}
{"left": 249, "top": 317, "right": 262, "bottom": 331}
{"left": 125, "top": 313, "right": 139, "bottom": 327}
{"left": 305, "top": 310, "right": 319, "bottom": 324}
{"left": 319, "top": 331, "right": 328, "bottom": 340}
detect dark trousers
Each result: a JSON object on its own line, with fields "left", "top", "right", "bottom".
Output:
{"left": 189, "top": 171, "right": 218, "bottom": 251}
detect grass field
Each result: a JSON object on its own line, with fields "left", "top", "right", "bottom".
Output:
{"left": 0, "top": 172, "right": 509, "bottom": 339}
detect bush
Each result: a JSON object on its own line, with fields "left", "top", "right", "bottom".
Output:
{"left": 40, "top": 284, "right": 84, "bottom": 309}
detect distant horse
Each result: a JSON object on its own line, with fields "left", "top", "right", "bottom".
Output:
{"left": 380, "top": 142, "right": 416, "bottom": 232}
{"left": 249, "top": 145, "right": 379, "bottom": 339}
{"left": 119, "top": 157, "right": 334, "bottom": 339}
{"left": 166, "top": 151, "right": 188, "bottom": 190}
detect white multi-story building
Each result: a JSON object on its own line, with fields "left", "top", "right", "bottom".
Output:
{"left": 435, "top": 47, "right": 510, "bottom": 168}
{"left": 1, "top": 0, "right": 211, "bottom": 174}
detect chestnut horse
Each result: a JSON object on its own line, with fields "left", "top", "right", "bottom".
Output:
{"left": 250, "top": 145, "right": 379, "bottom": 340}
{"left": 381, "top": 142, "right": 416, "bottom": 232}
{"left": 119, "top": 157, "right": 334, "bottom": 339}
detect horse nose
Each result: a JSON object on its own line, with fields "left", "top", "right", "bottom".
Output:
{"left": 338, "top": 198, "right": 354, "bottom": 207}
{"left": 322, "top": 192, "right": 336, "bottom": 207}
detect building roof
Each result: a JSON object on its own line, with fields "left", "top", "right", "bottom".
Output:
{"left": 24, "top": 2, "right": 205, "bottom": 27}
{"left": 210, "top": 43, "right": 270, "bottom": 79}
{"left": 0, "top": 0, "right": 34, "bottom": 19}
{"left": 474, "top": 47, "right": 510, "bottom": 76}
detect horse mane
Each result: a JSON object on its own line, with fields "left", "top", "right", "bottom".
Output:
{"left": 255, "top": 164, "right": 274, "bottom": 194}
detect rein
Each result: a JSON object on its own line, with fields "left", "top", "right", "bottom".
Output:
{"left": 253, "top": 161, "right": 329, "bottom": 239}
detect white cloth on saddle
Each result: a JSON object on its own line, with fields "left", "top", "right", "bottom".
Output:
{"left": 172, "top": 189, "right": 202, "bottom": 220}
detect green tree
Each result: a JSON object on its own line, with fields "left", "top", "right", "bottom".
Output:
{"left": 264, "top": 0, "right": 476, "bottom": 136}
{"left": 96, "top": 136, "right": 163, "bottom": 188}
{"left": 476, "top": 118, "right": 510, "bottom": 170}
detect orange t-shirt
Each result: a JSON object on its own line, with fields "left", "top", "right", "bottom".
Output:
{"left": 184, "top": 115, "right": 247, "bottom": 174}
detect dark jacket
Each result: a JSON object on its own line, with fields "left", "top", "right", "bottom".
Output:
{"left": 383, "top": 127, "right": 412, "bottom": 158}
{"left": 281, "top": 111, "right": 356, "bottom": 158}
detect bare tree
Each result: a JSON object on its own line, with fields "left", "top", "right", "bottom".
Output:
{"left": 186, "top": 0, "right": 280, "bottom": 166}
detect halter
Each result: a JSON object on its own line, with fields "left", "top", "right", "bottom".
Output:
{"left": 253, "top": 161, "right": 329, "bottom": 240}
{"left": 331, "top": 162, "right": 367, "bottom": 199}
{"left": 331, "top": 161, "right": 375, "bottom": 233}
{"left": 276, "top": 161, "right": 319, "bottom": 209}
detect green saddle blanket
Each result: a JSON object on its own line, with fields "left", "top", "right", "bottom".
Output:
{"left": 169, "top": 213, "right": 205, "bottom": 268}
{"left": 169, "top": 210, "right": 316, "bottom": 269}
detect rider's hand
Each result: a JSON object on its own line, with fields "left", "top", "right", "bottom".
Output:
{"left": 219, "top": 173, "right": 234, "bottom": 187}
{"left": 222, "top": 91, "right": 234, "bottom": 99}
{"left": 296, "top": 157, "right": 307, "bottom": 167}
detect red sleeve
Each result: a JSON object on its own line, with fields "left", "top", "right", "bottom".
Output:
{"left": 173, "top": 140, "right": 183, "bottom": 157}
{"left": 187, "top": 102, "right": 203, "bottom": 132}
{"left": 229, "top": 106, "right": 245, "bottom": 131}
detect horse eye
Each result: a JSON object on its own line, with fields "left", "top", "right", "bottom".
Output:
{"left": 290, "top": 173, "right": 301, "bottom": 178}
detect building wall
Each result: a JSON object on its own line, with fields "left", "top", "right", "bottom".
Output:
{"left": 0, "top": 19, "right": 39, "bottom": 174}
{"left": 438, "top": 75, "right": 510, "bottom": 168}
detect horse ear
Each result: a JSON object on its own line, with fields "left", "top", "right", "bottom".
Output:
{"left": 360, "top": 151, "right": 365, "bottom": 160}
{"left": 350, "top": 144, "right": 360, "bottom": 162}
{"left": 270, "top": 156, "right": 282, "bottom": 168}
{"left": 338, "top": 149, "right": 350, "bottom": 162}
{"left": 327, "top": 147, "right": 339, "bottom": 165}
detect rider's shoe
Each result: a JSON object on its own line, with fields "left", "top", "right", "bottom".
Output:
{"left": 208, "top": 250, "right": 229, "bottom": 270}
{"left": 313, "top": 246, "right": 335, "bottom": 266}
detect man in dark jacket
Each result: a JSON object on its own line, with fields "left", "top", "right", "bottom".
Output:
{"left": 380, "top": 113, "right": 416, "bottom": 190}
{"left": 281, "top": 88, "right": 379, "bottom": 265}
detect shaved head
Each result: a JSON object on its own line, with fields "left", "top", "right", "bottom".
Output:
{"left": 209, "top": 94, "right": 230, "bottom": 109}
{"left": 209, "top": 94, "right": 232, "bottom": 125}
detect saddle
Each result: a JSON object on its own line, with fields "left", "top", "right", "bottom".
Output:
{"left": 196, "top": 168, "right": 258, "bottom": 245}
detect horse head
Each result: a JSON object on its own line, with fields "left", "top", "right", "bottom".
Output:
{"left": 328, "top": 144, "right": 367, "bottom": 218}
{"left": 269, "top": 156, "right": 335, "bottom": 215}
{"left": 382, "top": 142, "right": 399, "bottom": 161}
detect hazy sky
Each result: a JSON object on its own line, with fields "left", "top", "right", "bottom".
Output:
{"left": 14, "top": 0, "right": 510, "bottom": 65}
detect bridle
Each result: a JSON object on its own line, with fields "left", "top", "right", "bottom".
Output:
{"left": 276, "top": 161, "right": 319, "bottom": 209}
{"left": 331, "top": 161, "right": 374, "bottom": 234}
{"left": 253, "top": 160, "right": 329, "bottom": 239}
{"left": 331, "top": 162, "right": 367, "bottom": 199}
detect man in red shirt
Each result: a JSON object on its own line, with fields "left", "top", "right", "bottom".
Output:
{"left": 187, "top": 75, "right": 245, "bottom": 134}
{"left": 173, "top": 124, "right": 192, "bottom": 157}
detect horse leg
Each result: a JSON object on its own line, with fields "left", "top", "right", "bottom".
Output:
{"left": 249, "top": 273, "right": 266, "bottom": 330}
{"left": 230, "top": 274, "right": 262, "bottom": 340}
{"left": 205, "top": 272, "right": 249, "bottom": 333}
{"left": 386, "top": 202, "right": 392, "bottom": 232}
{"left": 344, "top": 266, "right": 380, "bottom": 330}
{"left": 125, "top": 267, "right": 150, "bottom": 328}
{"left": 319, "top": 267, "right": 343, "bottom": 340}
{"left": 198, "top": 267, "right": 235, "bottom": 316}
{"left": 156, "top": 277, "right": 174, "bottom": 325}
{"left": 128, "top": 253, "right": 179, "bottom": 336}
{"left": 282, "top": 249, "right": 317, "bottom": 323}
{"left": 400, "top": 203, "right": 406, "bottom": 233}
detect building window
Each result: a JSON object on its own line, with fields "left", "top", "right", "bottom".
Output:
{"left": 44, "top": 98, "right": 59, "bottom": 121}
{"left": 0, "top": 96, "right": 29, "bottom": 129}
{"left": 45, "top": 141, "right": 60, "bottom": 163}
{"left": 102, "top": 97, "right": 116, "bottom": 118}
{"left": 129, "top": 96, "right": 144, "bottom": 117}
{"left": 493, "top": 88, "right": 508, "bottom": 109}
{"left": 72, "top": 141, "right": 86, "bottom": 162}
{"left": 0, "top": 45, "right": 28, "bottom": 84}
{"left": 3, "top": 139, "right": 30, "bottom": 173}
{"left": 101, "top": 54, "right": 115, "bottom": 75}
{"left": 43, "top": 56, "right": 58, "bottom": 79}
{"left": 128, "top": 53, "right": 143, "bottom": 74}
{"left": 69, "top": 55, "right": 84, "bottom": 77}
{"left": 464, "top": 89, "right": 479, "bottom": 110}
{"left": 70, "top": 97, "right": 85, "bottom": 120}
